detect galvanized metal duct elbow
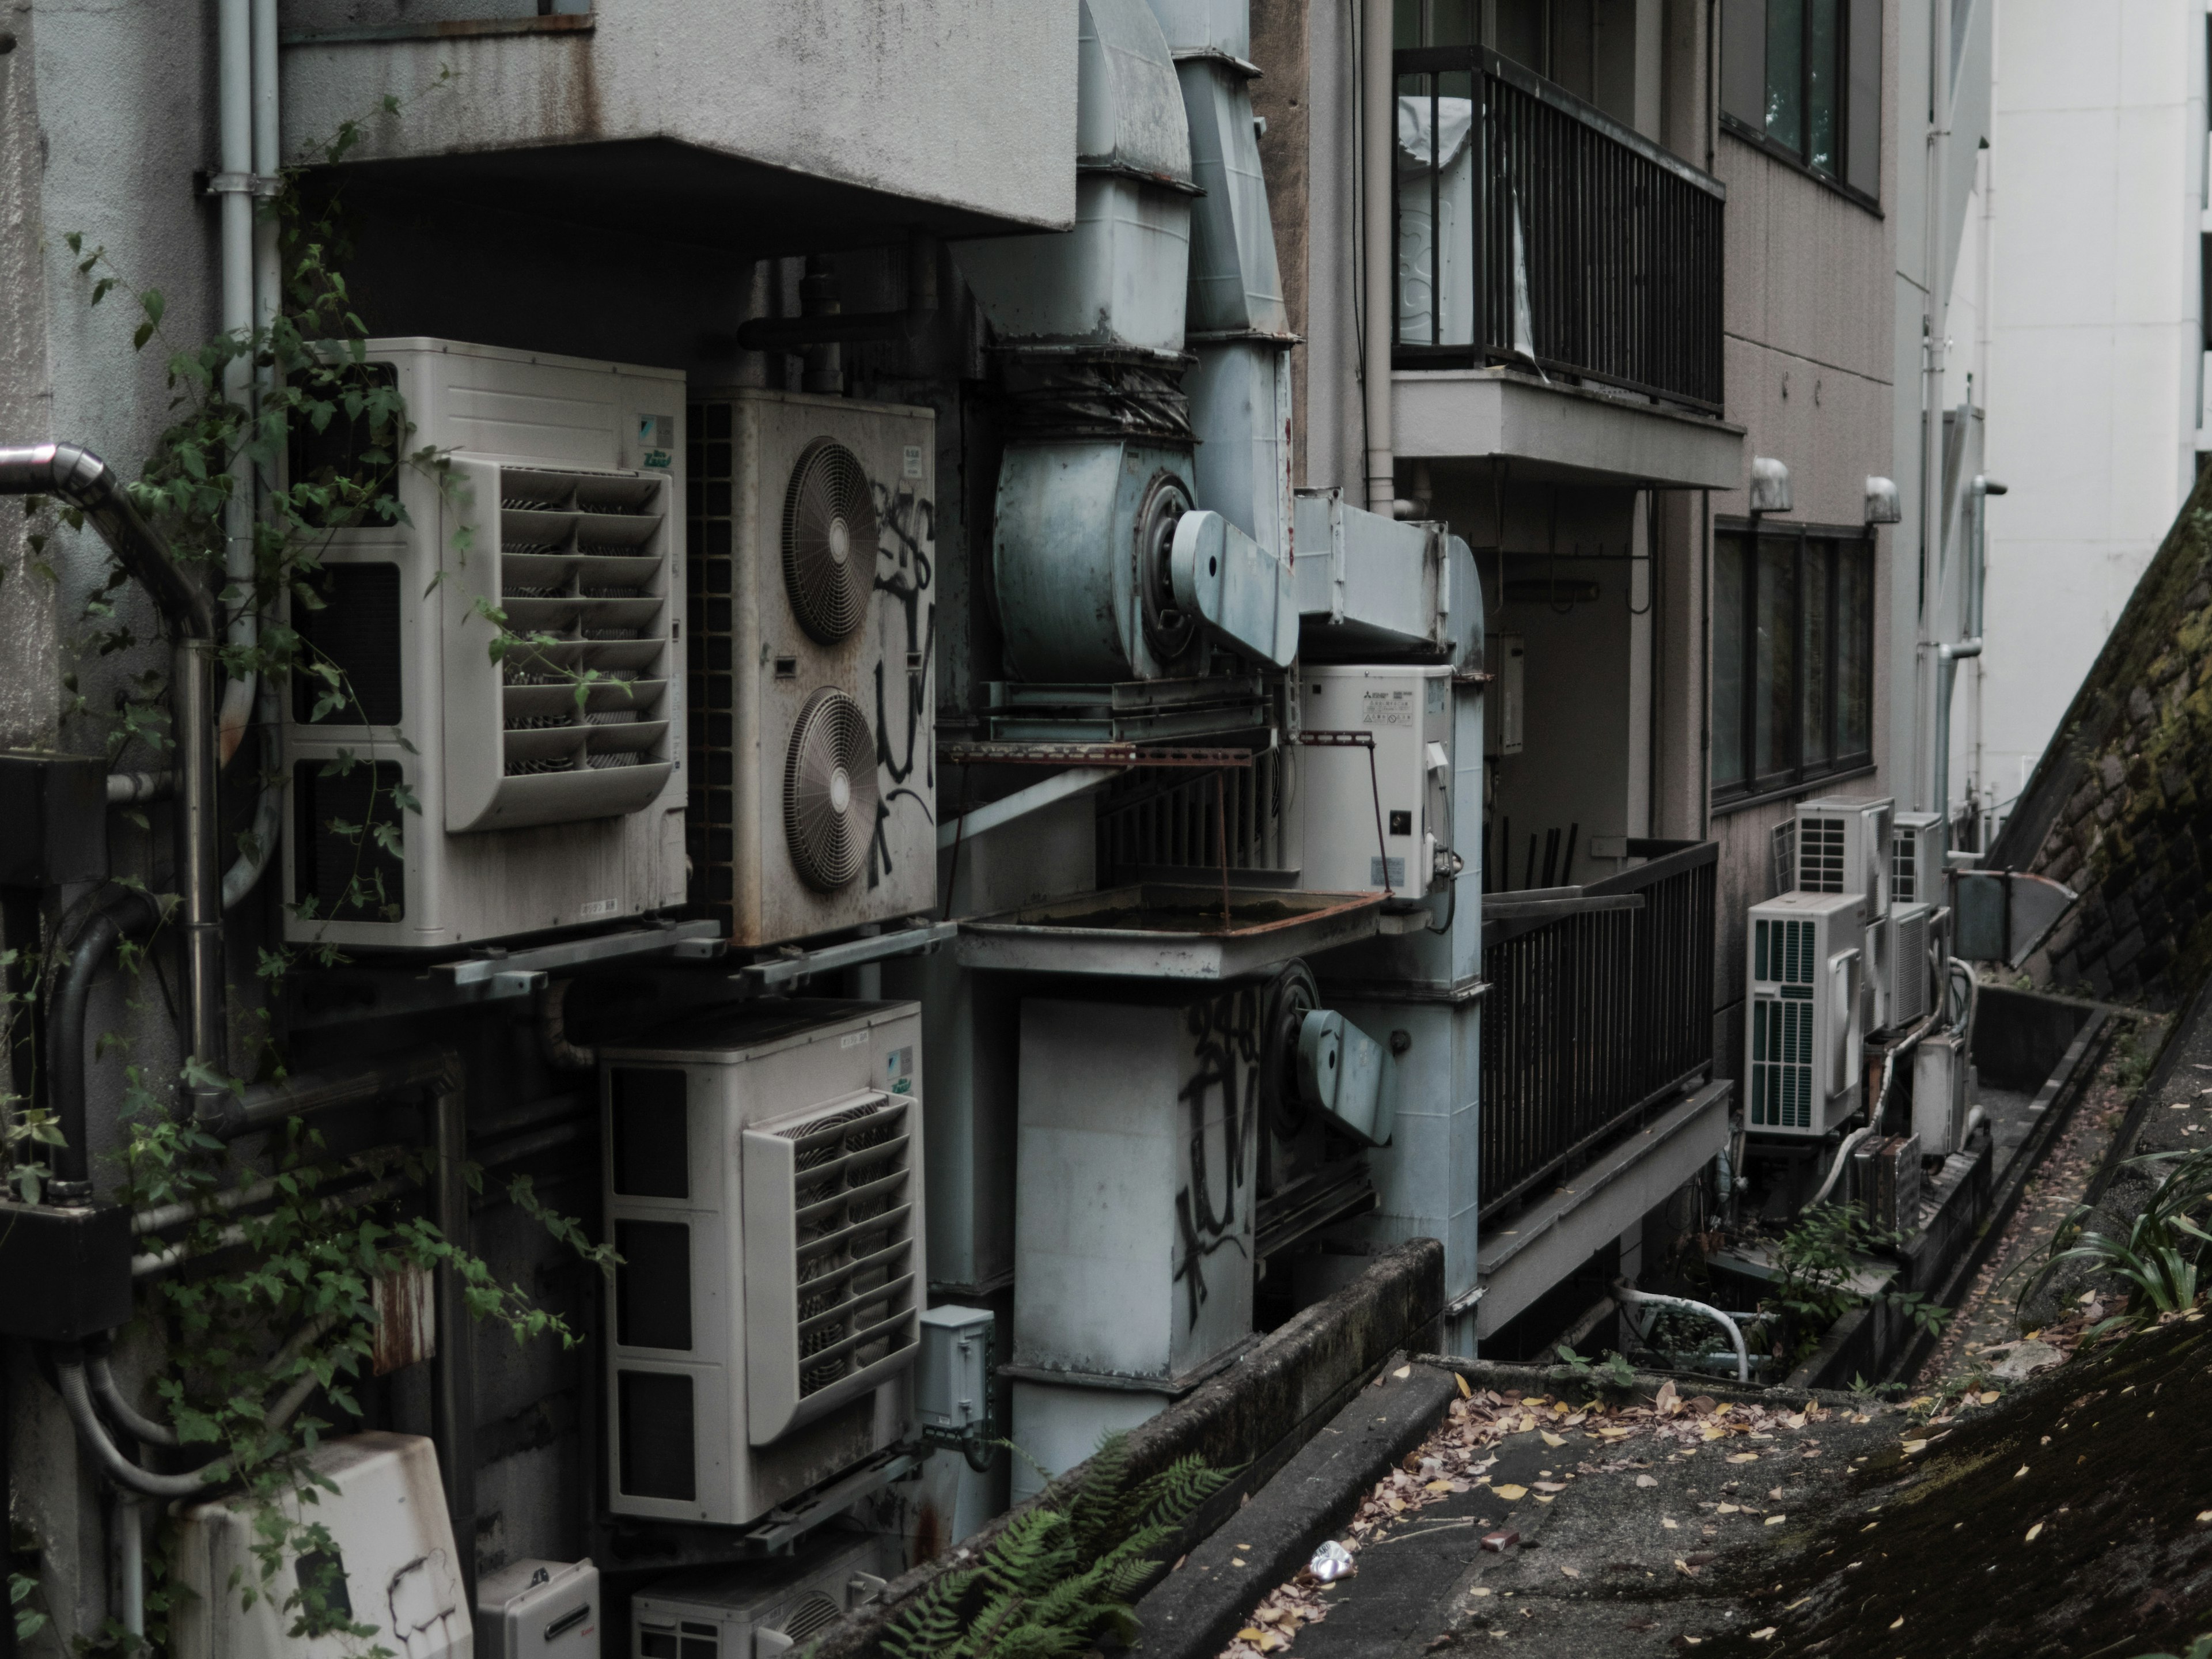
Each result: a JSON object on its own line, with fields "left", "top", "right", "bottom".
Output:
{"left": 0, "top": 445, "right": 216, "bottom": 640}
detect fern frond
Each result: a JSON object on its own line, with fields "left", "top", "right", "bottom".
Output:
{"left": 1067, "top": 1430, "right": 1137, "bottom": 1556}
{"left": 880, "top": 1569, "right": 976, "bottom": 1659}
{"left": 1132, "top": 1452, "right": 1233, "bottom": 1528}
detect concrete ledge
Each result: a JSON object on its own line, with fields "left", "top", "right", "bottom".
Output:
{"left": 1131, "top": 1362, "right": 1460, "bottom": 1658}
{"left": 1475, "top": 1081, "right": 1733, "bottom": 1339}
{"left": 808, "top": 1239, "right": 1446, "bottom": 1658}
{"left": 1392, "top": 368, "right": 1744, "bottom": 488}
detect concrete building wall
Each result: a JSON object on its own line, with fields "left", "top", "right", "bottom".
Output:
{"left": 1969, "top": 0, "right": 2206, "bottom": 830}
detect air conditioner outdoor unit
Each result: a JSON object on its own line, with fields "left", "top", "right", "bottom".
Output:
{"left": 1294, "top": 664, "right": 1455, "bottom": 893}
{"left": 1912, "top": 1029, "right": 1971, "bottom": 1157}
{"left": 631, "top": 1529, "right": 892, "bottom": 1659}
{"left": 173, "top": 1433, "right": 466, "bottom": 1659}
{"left": 476, "top": 1556, "right": 599, "bottom": 1659}
{"left": 1883, "top": 902, "right": 1933, "bottom": 1029}
{"left": 1796, "top": 794, "right": 1892, "bottom": 1029}
{"left": 1891, "top": 810, "right": 1945, "bottom": 911}
{"left": 684, "top": 389, "right": 936, "bottom": 948}
{"left": 600, "top": 1000, "right": 923, "bottom": 1528}
{"left": 281, "top": 338, "right": 686, "bottom": 951}
{"left": 1744, "top": 891, "right": 1864, "bottom": 1137}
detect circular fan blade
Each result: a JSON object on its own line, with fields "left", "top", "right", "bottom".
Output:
{"left": 783, "top": 688, "right": 879, "bottom": 891}
{"left": 781, "top": 438, "right": 877, "bottom": 644}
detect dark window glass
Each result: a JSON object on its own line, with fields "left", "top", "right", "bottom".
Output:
{"left": 611, "top": 1069, "right": 689, "bottom": 1198}
{"left": 1754, "top": 538, "right": 1797, "bottom": 778}
{"left": 1806, "top": 0, "right": 1840, "bottom": 172}
{"left": 1721, "top": 0, "right": 1768, "bottom": 128}
{"left": 1713, "top": 535, "right": 1749, "bottom": 787}
{"left": 1764, "top": 0, "right": 1803, "bottom": 152}
{"left": 617, "top": 1370, "right": 696, "bottom": 1501}
{"left": 1801, "top": 539, "right": 1833, "bottom": 767}
{"left": 1838, "top": 541, "right": 1873, "bottom": 756}
{"left": 1846, "top": 0, "right": 1881, "bottom": 192}
{"left": 1712, "top": 528, "right": 1875, "bottom": 802}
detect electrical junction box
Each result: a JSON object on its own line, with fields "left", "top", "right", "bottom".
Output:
{"left": 1744, "top": 891, "right": 1864, "bottom": 1137}
{"left": 600, "top": 999, "right": 923, "bottom": 1528}
{"left": 281, "top": 337, "right": 686, "bottom": 952}
{"left": 0, "top": 751, "right": 108, "bottom": 887}
{"left": 1912, "top": 1029, "right": 1970, "bottom": 1157}
{"left": 1482, "top": 634, "right": 1523, "bottom": 756}
{"left": 1294, "top": 664, "right": 1453, "bottom": 894}
{"left": 475, "top": 1556, "right": 597, "bottom": 1659}
{"left": 685, "top": 388, "right": 936, "bottom": 948}
{"left": 916, "top": 1304, "right": 994, "bottom": 1446}
{"left": 632, "top": 1529, "right": 892, "bottom": 1659}
{"left": 0, "top": 1200, "right": 132, "bottom": 1341}
{"left": 172, "top": 1433, "right": 466, "bottom": 1659}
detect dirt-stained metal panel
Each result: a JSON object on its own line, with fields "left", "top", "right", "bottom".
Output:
{"left": 373, "top": 1265, "right": 437, "bottom": 1376}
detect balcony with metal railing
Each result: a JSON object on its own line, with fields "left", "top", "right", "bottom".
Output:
{"left": 1471, "top": 838, "right": 1733, "bottom": 1342}
{"left": 1389, "top": 46, "right": 1741, "bottom": 490}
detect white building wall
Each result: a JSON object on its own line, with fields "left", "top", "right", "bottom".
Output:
{"left": 1970, "top": 0, "right": 2206, "bottom": 825}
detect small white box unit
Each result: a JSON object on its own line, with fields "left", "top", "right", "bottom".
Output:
{"left": 282, "top": 338, "right": 686, "bottom": 950}
{"left": 1884, "top": 902, "right": 1934, "bottom": 1029}
{"left": 1912, "top": 1029, "right": 1971, "bottom": 1157}
{"left": 632, "top": 1529, "right": 892, "bottom": 1659}
{"left": 1295, "top": 664, "right": 1455, "bottom": 893}
{"left": 600, "top": 1001, "right": 924, "bottom": 1527}
{"left": 476, "top": 1557, "right": 598, "bottom": 1659}
{"left": 685, "top": 389, "right": 937, "bottom": 948}
{"left": 1744, "top": 891, "right": 1864, "bottom": 1137}
{"left": 916, "top": 1303, "right": 995, "bottom": 1446}
{"left": 1891, "top": 810, "right": 1946, "bottom": 911}
{"left": 172, "top": 1433, "right": 466, "bottom": 1659}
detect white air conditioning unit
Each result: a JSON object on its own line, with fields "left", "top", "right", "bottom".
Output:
{"left": 1794, "top": 795, "right": 1892, "bottom": 921}
{"left": 1744, "top": 892, "right": 1863, "bottom": 1137}
{"left": 172, "top": 1433, "right": 466, "bottom": 1659}
{"left": 1884, "top": 902, "right": 1933, "bottom": 1029}
{"left": 600, "top": 1000, "right": 923, "bottom": 1527}
{"left": 282, "top": 338, "right": 686, "bottom": 950}
{"left": 1891, "top": 810, "right": 1946, "bottom": 912}
{"left": 1294, "top": 664, "right": 1455, "bottom": 893}
{"left": 476, "top": 1557, "right": 599, "bottom": 1659}
{"left": 632, "top": 1529, "right": 892, "bottom": 1659}
{"left": 684, "top": 389, "right": 936, "bottom": 947}
{"left": 1912, "top": 1028, "right": 1970, "bottom": 1157}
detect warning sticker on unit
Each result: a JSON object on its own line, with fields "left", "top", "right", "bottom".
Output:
{"left": 840, "top": 1029, "right": 872, "bottom": 1051}
{"left": 1361, "top": 688, "right": 1416, "bottom": 727}
{"left": 886, "top": 1046, "right": 914, "bottom": 1094}
{"left": 903, "top": 445, "right": 925, "bottom": 479}
{"left": 637, "top": 413, "right": 675, "bottom": 471}
{"left": 1426, "top": 677, "right": 1449, "bottom": 715}
{"left": 1370, "top": 856, "right": 1406, "bottom": 887}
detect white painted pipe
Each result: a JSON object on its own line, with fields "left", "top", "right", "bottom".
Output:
{"left": 116, "top": 1494, "right": 144, "bottom": 1637}
{"left": 217, "top": 0, "right": 259, "bottom": 767}
{"left": 1361, "top": 0, "right": 1395, "bottom": 516}
{"left": 1612, "top": 1282, "right": 1749, "bottom": 1382}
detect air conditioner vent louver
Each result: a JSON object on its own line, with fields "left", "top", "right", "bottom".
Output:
{"left": 744, "top": 1092, "right": 918, "bottom": 1445}
{"left": 783, "top": 689, "right": 878, "bottom": 892}
{"left": 781, "top": 437, "right": 877, "bottom": 645}
{"left": 781, "top": 1593, "right": 846, "bottom": 1643}
{"left": 1798, "top": 817, "right": 1846, "bottom": 892}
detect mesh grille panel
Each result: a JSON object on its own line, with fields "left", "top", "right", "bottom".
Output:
{"left": 1798, "top": 817, "right": 1846, "bottom": 892}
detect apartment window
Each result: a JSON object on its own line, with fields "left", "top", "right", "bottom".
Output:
{"left": 1712, "top": 527, "right": 1873, "bottom": 801}
{"left": 1720, "top": 0, "right": 1880, "bottom": 199}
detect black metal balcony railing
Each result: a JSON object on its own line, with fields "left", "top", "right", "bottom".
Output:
{"left": 1479, "top": 839, "right": 1718, "bottom": 1210}
{"left": 1392, "top": 46, "right": 1726, "bottom": 412}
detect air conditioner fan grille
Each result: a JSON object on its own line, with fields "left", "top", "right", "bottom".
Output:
{"left": 781, "top": 438, "right": 876, "bottom": 644}
{"left": 783, "top": 689, "right": 877, "bottom": 892}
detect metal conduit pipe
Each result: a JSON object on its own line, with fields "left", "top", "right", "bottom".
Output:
{"left": 198, "top": 1046, "right": 457, "bottom": 1140}
{"left": 1612, "top": 1281, "right": 1749, "bottom": 1382}
{"left": 0, "top": 444, "right": 226, "bottom": 1137}
{"left": 1360, "top": 0, "right": 1395, "bottom": 516}
{"left": 132, "top": 1175, "right": 411, "bottom": 1279}
{"left": 105, "top": 771, "right": 173, "bottom": 805}
{"left": 430, "top": 1072, "right": 478, "bottom": 1604}
{"left": 221, "top": 668, "right": 285, "bottom": 911}
{"left": 43, "top": 888, "right": 168, "bottom": 1198}
{"left": 131, "top": 1143, "right": 409, "bottom": 1236}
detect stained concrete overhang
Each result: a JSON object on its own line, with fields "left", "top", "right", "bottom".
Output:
{"left": 1393, "top": 367, "right": 1745, "bottom": 491}
{"left": 1475, "top": 1078, "right": 1732, "bottom": 1339}
{"left": 279, "top": 2, "right": 1080, "bottom": 253}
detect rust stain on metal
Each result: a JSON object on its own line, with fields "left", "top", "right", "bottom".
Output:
{"left": 373, "top": 1266, "right": 437, "bottom": 1376}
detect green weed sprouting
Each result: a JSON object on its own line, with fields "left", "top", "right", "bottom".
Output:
{"left": 881, "top": 1433, "right": 1232, "bottom": 1659}
{"left": 2029, "top": 1146, "right": 2212, "bottom": 1324}
{"left": 1747, "top": 1203, "right": 1948, "bottom": 1372}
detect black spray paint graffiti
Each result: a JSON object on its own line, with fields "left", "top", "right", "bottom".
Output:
{"left": 868, "top": 482, "right": 935, "bottom": 891}
{"left": 1173, "top": 988, "right": 1263, "bottom": 1330}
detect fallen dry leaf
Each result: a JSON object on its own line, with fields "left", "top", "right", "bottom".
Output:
{"left": 1559, "top": 1565, "right": 1581, "bottom": 1578}
{"left": 1636, "top": 1474, "right": 1659, "bottom": 1488}
{"left": 1493, "top": 1484, "right": 1529, "bottom": 1501}
{"left": 2016, "top": 1465, "right": 2031, "bottom": 1479}
{"left": 1750, "top": 1629, "right": 1778, "bottom": 1642}
{"left": 1469, "top": 1588, "right": 1493, "bottom": 1598}
{"left": 1541, "top": 1431, "right": 1567, "bottom": 1448}
{"left": 1890, "top": 1616, "right": 1906, "bottom": 1630}
{"left": 1715, "top": 1503, "right": 1740, "bottom": 1514}
{"left": 1395, "top": 1365, "right": 1412, "bottom": 1379}
{"left": 1727, "top": 1452, "right": 1759, "bottom": 1464}
{"left": 1662, "top": 1518, "right": 1680, "bottom": 1529}
{"left": 2025, "top": 1522, "right": 2044, "bottom": 1541}
{"left": 1901, "top": 1440, "right": 1929, "bottom": 1455}
{"left": 1237, "top": 1630, "right": 1266, "bottom": 1643}
{"left": 1765, "top": 1515, "right": 1787, "bottom": 1526}
{"left": 1456, "top": 1373, "right": 1472, "bottom": 1399}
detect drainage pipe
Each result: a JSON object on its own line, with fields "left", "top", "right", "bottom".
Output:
{"left": 430, "top": 1068, "right": 478, "bottom": 1604}
{"left": 1360, "top": 0, "right": 1395, "bottom": 516}
{"left": 1612, "top": 1281, "right": 1748, "bottom": 1382}
{"left": 43, "top": 887, "right": 167, "bottom": 1199}
{"left": 221, "top": 669, "right": 285, "bottom": 911}
{"left": 196, "top": 1046, "right": 456, "bottom": 1141}
{"left": 0, "top": 444, "right": 226, "bottom": 1137}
